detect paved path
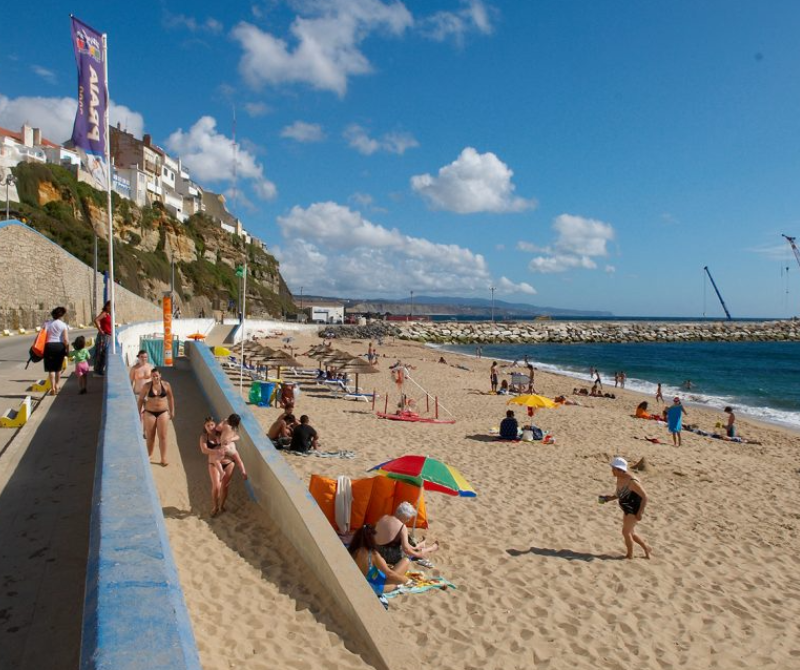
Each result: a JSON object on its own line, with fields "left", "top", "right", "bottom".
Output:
{"left": 0, "top": 331, "right": 101, "bottom": 670}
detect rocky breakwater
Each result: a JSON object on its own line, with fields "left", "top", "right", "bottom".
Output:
{"left": 398, "top": 320, "right": 800, "bottom": 344}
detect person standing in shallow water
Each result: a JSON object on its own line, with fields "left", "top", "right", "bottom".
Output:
{"left": 600, "top": 457, "right": 651, "bottom": 560}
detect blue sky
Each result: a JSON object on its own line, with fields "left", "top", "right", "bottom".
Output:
{"left": 2, "top": 1, "right": 800, "bottom": 317}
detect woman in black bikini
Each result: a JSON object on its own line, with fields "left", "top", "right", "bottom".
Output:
{"left": 137, "top": 368, "right": 175, "bottom": 467}
{"left": 199, "top": 417, "right": 225, "bottom": 515}
{"left": 373, "top": 501, "right": 438, "bottom": 569}
{"left": 600, "top": 457, "right": 651, "bottom": 559}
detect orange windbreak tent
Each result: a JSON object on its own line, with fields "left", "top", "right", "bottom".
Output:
{"left": 309, "top": 474, "right": 428, "bottom": 531}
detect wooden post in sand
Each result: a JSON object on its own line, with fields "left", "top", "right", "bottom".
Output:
{"left": 435, "top": 397, "right": 439, "bottom": 419}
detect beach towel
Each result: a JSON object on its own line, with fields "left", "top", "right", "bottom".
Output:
{"left": 287, "top": 449, "right": 357, "bottom": 459}
{"left": 382, "top": 572, "right": 456, "bottom": 600}
{"left": 666, "top": 405, "right": 684, "bottom": 433}
{"left": 335, "top": 476, "right": 353, "bottom": 534}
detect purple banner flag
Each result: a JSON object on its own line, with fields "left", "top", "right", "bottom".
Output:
{"left": 70, "top": 17, "right": 107, "bottom": 157}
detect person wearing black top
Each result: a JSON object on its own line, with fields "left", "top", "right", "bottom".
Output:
{"left": 290, "top": 414, "right": 318, "bottom": 452}
{"left": 499, "top": 410, "right": 519, "bottom": 440}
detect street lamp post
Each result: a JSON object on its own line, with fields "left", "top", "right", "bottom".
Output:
{"left": 300, "top": 286, "right": 304, "bottom": 313}
{"left": 409, "top": 290, "right": 414, "bottom": 321}
{"left": 491, "top": 286, "right": 496, "bottom": 324}
{"left": 4, "top": 174, "right": 15, "bottom": 220}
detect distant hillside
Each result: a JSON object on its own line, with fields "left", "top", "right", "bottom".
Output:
{"left": 306, "top": 294, "right": 612, "bottom": 318}
{"left": 10, "top": 162, "right": 296, "bottom": 318}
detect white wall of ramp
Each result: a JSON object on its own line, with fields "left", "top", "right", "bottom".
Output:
{"left": 186, "top": 340, "right": 415, "bottom": 670}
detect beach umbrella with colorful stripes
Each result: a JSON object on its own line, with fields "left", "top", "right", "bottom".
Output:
{"left": 368, "top": 455, "right": 476, "bottom": 497}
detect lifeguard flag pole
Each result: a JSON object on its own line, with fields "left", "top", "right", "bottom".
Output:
{"left": 70, "top": 16, "right": 115, "bottom": 352}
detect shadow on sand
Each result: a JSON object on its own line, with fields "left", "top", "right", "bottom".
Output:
{"left": 506, "top": 546, "right": 624, "bottom": 562}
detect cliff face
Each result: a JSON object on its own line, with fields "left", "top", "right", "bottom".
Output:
{"left": 11, "top": 162, "right": 296, "bottom": 318}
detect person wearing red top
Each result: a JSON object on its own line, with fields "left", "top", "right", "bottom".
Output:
{"left": 93, "top": 300, "right": 112, "bottom": 376}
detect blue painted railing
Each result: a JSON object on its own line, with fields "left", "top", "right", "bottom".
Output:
{"left": 80, "top": 353, "right": 201, "bottom": 670}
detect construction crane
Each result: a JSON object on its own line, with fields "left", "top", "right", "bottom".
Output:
{"left": 783, "top": 234, "right": 800, "bottom": 270}
{"left": 703, "top": 266, "right": 732, "bottom": 320}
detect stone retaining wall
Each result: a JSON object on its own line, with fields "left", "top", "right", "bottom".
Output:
{"left": 0, "top": 221, "right": 161, "bottom": 330}
{"left": 399, "top": 320, "right": 800, "bottom": 344}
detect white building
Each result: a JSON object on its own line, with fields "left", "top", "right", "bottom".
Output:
{"left": 310, "top": 304, "right": 345, "bottom": 324}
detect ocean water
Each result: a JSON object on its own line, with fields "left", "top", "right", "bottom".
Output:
{"left": 438, "top": 341, "right": 800, "bottom": 430}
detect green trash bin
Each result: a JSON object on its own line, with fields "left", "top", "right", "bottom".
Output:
{"left": 248, "top": 382, "right": 262, "bottom": 405}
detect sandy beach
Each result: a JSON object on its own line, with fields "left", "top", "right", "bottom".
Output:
{"left": 153, "top": 332, "right": 800, "bottom": 670}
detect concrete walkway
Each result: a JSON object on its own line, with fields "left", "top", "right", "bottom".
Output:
{"left": 204, "top": 324, "right": 237, "bottom": 347}
{"left": 0, "top": 373, "right": 102, "bottom": 670}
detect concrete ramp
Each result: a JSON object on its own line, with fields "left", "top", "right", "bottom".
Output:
{"left": 150, "top": 362, "right": 377, "bottom": 669}
{"left": 203, "top": 323, "right": 238, "bottom": 346}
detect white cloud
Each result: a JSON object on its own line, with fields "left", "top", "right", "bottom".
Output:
{"left": 528, "top": 254, "right": 597, "bottom": 274}
{"left": 281, "top": 120, "right": 325, "bottom": 143}
{"left": 524, "top": 214, "right": 615, "bottom": 274}
{"left": 605, "top": 265, "right": 616, "bottom": 274}
{"left": 348, "top": 192, "right": 387, "bottom": 213}
{"left": 274, "top": 201, "right": 500, "bottom": 294}
{"left": 498, "top": 276, "right": 536, "bottom": 295}
{"left": 411, "top": 147, "right": 536, "bottom": 214}
{"left": 165, "top": 116, "right": 277, "bottom": 200}
{"left": 243, "top": 102, "right": 271, "bottom": 117}
{"left": 0, "top": 93, "right": 144, "bottom": 144}
{"left": 164, "top": 12, "right": 223, "bottom": 34}
{"left": 552, "top": 214, "right": 615, "bottom": 256}
{"left": 31, "top": 65, "right": 56, "bottom": 84}
{"left": 231, "top": 0, "right": 413, "bottom": 96}
{"left": 343, "top": 124, "right": 418, "bottom": 155}
{"left": 421, "top": 0, "right": 495, "bottom": 45}
{"left": 516, "top": 240, "right": 549, "bottom": 253}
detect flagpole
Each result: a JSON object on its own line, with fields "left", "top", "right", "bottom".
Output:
{"left": 239, "top": 257, "right": 247, "bottom": 397}
{"left": 102, "top": 32, "right": 116, "bottom": 354}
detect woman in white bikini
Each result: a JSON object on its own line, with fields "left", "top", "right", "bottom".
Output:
{"left": 214, "top": 414, "right": 247, "bottom": 515}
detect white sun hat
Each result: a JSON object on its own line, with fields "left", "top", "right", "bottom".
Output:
{"left": 611, "top": 456, "right": 628, "bottom": 472}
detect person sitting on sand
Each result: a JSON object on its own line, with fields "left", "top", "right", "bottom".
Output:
{"left": 438, "top": 356, "right": 448, "bottom": 364}
{"left": 374, "top": 502, "right": 439, "bottom": 568}
{"left": 590, "top": 382, "right": 600, "bottom": 397}
{"left": 498, "top": 379, "right": 510, "bottom": 395}
{"left": 499, "top": 410, "right": 519, "bottom": 440}
{"left": 267, "top": 412, "right": 296, "bottom": 449}
{"left": 635, "top": 401, "right": 661, "bottom": 420}
{"left": 290, "top": 414, "right": 319, "bottom": 452}
{"left": 599, "top": 457, "right": 651, "bottom": 560}
{"left": 349, "top": 524, "right": 410, "bottom": 597}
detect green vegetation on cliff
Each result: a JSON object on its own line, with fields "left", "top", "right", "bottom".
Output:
{"left": 10, "top": 162, "right": 296, "bottom": 317}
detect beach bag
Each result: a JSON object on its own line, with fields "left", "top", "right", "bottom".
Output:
{"left": 26, "top": 327, "right": 47, "bottom": 368}
{"left": 30, "top": 327, "right": 46, "bottom": 360}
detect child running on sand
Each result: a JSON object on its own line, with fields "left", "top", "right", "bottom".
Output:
{"left": 69, "top": 336, "right": 91, "bottom": 395}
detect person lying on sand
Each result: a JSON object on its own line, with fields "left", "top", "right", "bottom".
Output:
{"left": 554, "top": 395, "right": 581, "bottom": 406}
